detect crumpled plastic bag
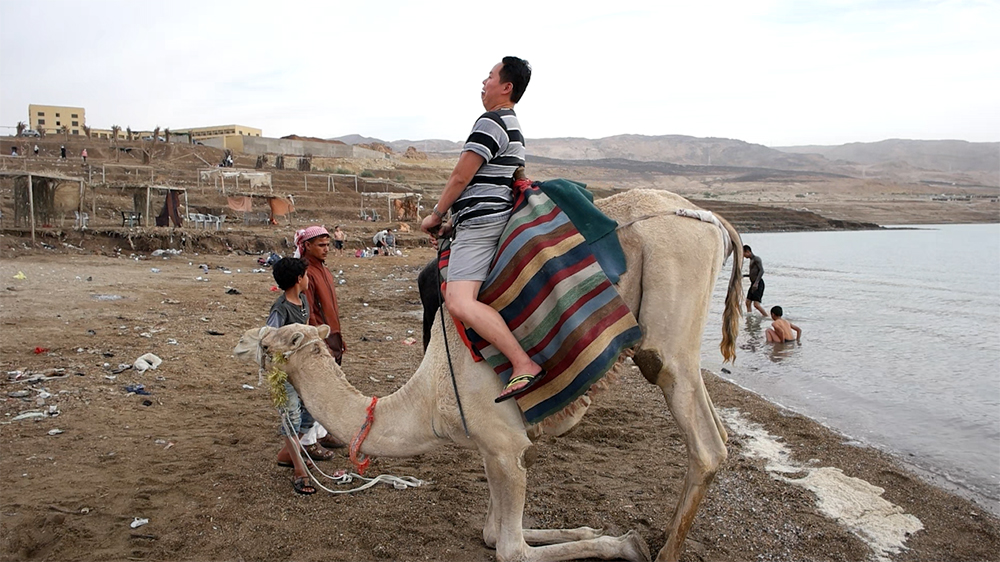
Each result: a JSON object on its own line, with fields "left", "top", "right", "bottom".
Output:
{"left": 133, "top": 353, "right": 162, "bottom": 373}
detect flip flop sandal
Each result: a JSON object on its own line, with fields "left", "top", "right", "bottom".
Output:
{"left": 495, "top": 373, "right": 540, "bottom": 403}
{"left": 302, "top": 442, "right": 336, "bottom": 461}
{"left": 318, "top": 434, "right": 347, "bottom": 449}
{"left": 292, "top": 475, "right": 316, "bottom": 495}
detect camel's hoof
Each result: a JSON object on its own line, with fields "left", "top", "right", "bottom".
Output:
{"left": 622, "top": 530, "right": 651, "bottom": 562}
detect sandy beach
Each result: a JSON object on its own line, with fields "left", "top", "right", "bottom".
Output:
{"left": 1, "top": 243, "right": 997, "bottom": 562}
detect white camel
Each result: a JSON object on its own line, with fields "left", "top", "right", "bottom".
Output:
{"left": 235, "top": 189, "right": 743, "bottom": 562}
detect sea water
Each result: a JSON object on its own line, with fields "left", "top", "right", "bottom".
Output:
{"left": 699, "top": 223, "right": 1000, "bottom": 514}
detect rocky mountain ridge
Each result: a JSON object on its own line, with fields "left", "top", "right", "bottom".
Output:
{"left": 330, "top": 134, "right": 998, "bottom": 175}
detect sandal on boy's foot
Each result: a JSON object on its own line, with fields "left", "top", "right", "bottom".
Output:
{"left": 495, "top": 373, "right": 541, "bottom": 403}
{"left": 318, "top": 434, "right": 347, "bottom": 449}
{"left": 302, "top": 442, "right": 336, "bottom": 461}
{"left": 292, "top": 475, "right": 316, "bottom": 495}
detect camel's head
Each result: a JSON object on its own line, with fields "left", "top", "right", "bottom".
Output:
{"left": 234, "top": 326, "right": 269, "bottom": 364}
{"left": 258, "top": 323, "right": 331, "bottom": 359}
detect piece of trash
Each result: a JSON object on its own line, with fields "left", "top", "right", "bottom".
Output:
{"left": 241, "top": 384, "right": 254, "bottom": 390}
{"left": 406, "top": 329, "right": 414, "bottom": 335}
{"left": 87, "top": 329, "right": 96, "bottom": 336}
{"left": 12, "top": 411, "right": 46, "bottom": 421}
{"left": 162, "top": 299, "right": 180, "bottom": 304}
{"left": 166, "top": 339, "right": 178, "bottom": 345}
{"left": 164, "top": 442, "right": 174, "bottom": 450}
{"left": 150, "top": 268, "right": 161, "bottom": 274}
{"left": 33, "top": 347, "right": 49, "bottom": 354}
{"left": 386, "top": 375, "right": 395, "bottom": 380}
{"left": 94, "top": 294, "right": 123, "bottom": 301}
{"left": 130, "top": 518, "right": 149, "bottom": 529}
{"left": 369, "top": 376, "right": 380, "bottom": 382}
{"left": 142, "top": 399, "right": 153, "bottom": 407}
{"left": 338, "top": 279, "right": 346, "bottom": 285}
{"left": 14, "top": 272, "right": 27, "bottom": 280}
{"left": 48, "top": 428, "right": 64, "bottom": 435}
{"left": 269, "top": 286, "right": 279, "bottom": 292}
{"left": 225, "top": 287, "right": 241, "bottom": 295}
{"left": 133, "top": 353, "right": 162, "bottom": 372}
{"left": 402, "top": 337, "right": 417, "bottom": 345}
{"left": 104, "top": 375, "right": 117, "bottom": 380}
{"left": 139, "top": 332, "right": 152, "bottom": 338}
{"left": 9, "top": 390, "right": 30, "bottom": 398}
{"left": 251, "top": 268, "right": 266, "bottom": 273}
{"left": 363, "top": 303, "right": 369, "bottom": 307}
{"left": 206, "top": 330, "right": 225, "bottom": 336}
{"left": 124, "top": 384, "right": 151, "bottom": 396}
{"left": 200, "top": 317, "right": 210, "bottom": 322}
{"left": 721, "top": 367, "right": 731, "bottom": 374}
{"left": 385, "top": 336, "right": 393, "bottom": 341}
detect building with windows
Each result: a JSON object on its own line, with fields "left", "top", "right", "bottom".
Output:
{"left": 29, "top": 104, "right": 86, "bottom": 136}
{"left": 171, "top": 125, "right": 262, "bottom": 141}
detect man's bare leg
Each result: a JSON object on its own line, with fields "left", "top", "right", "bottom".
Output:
{"left": 753, "top": 301, "right": 768, "bottom": 317}
{"left": 446, "top": 280, "right": 542, "bottom": 388}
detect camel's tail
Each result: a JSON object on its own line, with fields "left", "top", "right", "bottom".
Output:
{"left": 718, "top": 215, "right": 743, "bottom": 363}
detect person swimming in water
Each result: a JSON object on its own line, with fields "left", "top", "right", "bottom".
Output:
{"left": 765, "top": 305, "right": 802, "bottom": 343}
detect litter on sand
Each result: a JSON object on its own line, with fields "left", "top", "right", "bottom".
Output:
{"left": 241, "top": 384, "right": 254, "bottom": 390}
{"left": 124, "top": 384, "right": 151, "bottom": 396}
{"left": 130, "top": 517, "right": 149, "bottom": 529}
{"left": 133, "top": 353, "right": 162, "bottom": 372}
{"left": 48, "top": 429, "right": 64, "bottom": 435}
{"left": 13, "top": 272, "right": 26, "bottom": 280}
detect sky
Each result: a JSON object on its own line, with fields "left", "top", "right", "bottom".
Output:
{"left": 1, "top": 0, "right": 998, "bottom": 147}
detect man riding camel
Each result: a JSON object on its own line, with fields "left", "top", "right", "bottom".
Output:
{"left": 420, "top": 56, "right": 540, "bottom": 403}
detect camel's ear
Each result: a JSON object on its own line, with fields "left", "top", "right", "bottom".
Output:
{"left": 258, "top": 326, "right": 272, "bottom": 339}
{"left": 317, "top": 324, "right": 330, "bottom": 339}
{"left": 289, "top": 331, "right": 306, "bottom": 350}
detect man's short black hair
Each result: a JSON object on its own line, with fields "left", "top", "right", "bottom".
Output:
{"left": 500, "top": 56, "right": 531, "bottom": 103}
{"left": 272, "top": 257, "right": 307, "bottom": 291}
{"left": 743, "top": 245, "right": 752, "bottom": 253}
{"left": 770, "top": 305, "right": 783, "bottom": 317}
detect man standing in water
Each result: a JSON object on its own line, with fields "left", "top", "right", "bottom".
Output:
{"left": 743, "top": 245, "right": 768, "bottom": 316}
{"left": 420, "top": 57, "right": 541, "bottom": 403}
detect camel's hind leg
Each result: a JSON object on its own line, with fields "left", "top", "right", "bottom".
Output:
{"left": 631, "top": 234, "right": 729, "bottom": 562}
{"left": 480, "top": 444, "right": 650, "bottom": 562}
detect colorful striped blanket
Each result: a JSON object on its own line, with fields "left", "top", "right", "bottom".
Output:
{"left": 440, "top": 180, "right": 642, "bottom": 424}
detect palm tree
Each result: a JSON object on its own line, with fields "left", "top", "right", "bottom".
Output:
{"left": 16, "top": 121, "right": 26, "bottom": 136}
{"left": 82, "top": 125, "right": 92, "bottom": 138}
{"left": 126, "top": 126, "right": 134, "bottom": 142}
{"left": 164, "top": 128, "right": 171, "bottom": 143}
{"left": 60, "top": 125, "right": 69, "bottom": 141}
{"left": 111, "top": 125, "right": 121, "bottom": 162}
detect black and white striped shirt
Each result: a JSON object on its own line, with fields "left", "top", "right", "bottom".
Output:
{"left": 451, "top": 109, "right": 525, "bottom": 227}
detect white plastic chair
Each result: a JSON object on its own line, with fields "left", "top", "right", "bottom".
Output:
{"left": 74, "top": 211, "right": 89, "bottom": 229}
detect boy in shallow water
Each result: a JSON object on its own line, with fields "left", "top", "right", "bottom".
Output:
{"left": 766, "top": 305, "right": 802, "bottom": 343}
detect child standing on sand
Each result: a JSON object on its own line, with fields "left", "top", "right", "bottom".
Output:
{"left": 332, "top": 225, "right": 345, "bottom": 256}
{"left": 766, "top": 305, "right": 802, "bottom": 343}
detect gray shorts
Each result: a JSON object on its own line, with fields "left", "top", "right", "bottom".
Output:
{"left": 447, "top": 220, "right": 507, "bottom": 282}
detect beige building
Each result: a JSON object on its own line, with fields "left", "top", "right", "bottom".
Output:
{"left": 172, "top": 124, "right": 262, "bottom": 141}
{"left": 29, "top": 104, "right": 86, "bottom": 136}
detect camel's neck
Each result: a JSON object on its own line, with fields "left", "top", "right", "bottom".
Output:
{"left": 284, "top": 346, "right": 443, "bottom": 458}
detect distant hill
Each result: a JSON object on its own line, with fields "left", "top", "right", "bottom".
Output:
{"left": 330, "top": 135, "right": 463, "bottom": 154}
{"left": 525, "top": 134, "right": 836, "bottom": 172}
{"left": 332, "top": 133, "right": 997, "bottom": 177}
{"left": 774, "top": 139, "right": 999, "bottom": 172}
{"left": 331, "top": 134, "right": 386, "bottom": 146}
